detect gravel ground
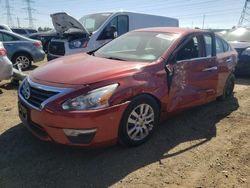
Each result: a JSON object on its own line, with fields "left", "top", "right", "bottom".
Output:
{"left": 0, "top": 61, "right": 249, "bottom": 188}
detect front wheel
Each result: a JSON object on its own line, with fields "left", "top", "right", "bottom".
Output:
{"left": 119, "top": 95, "right": 159, "bottom": 147}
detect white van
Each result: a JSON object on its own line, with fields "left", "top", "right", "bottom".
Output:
{"left": 47, "top": 11, "right": 179, "bottom": 60}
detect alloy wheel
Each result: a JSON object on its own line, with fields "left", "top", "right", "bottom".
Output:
{"left": 126, "top": 104, "right": 155, "bottom": 141}
{"left": 14, "top": 56, "right": 30, "bottom": 70}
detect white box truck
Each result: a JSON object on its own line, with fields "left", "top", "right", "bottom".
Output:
{"left": 47, "top": 11, "right": 179, "bottom": 60}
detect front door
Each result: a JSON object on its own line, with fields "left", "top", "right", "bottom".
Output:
{"left": 167, "top": 34, "right": 218, "bottom": 112}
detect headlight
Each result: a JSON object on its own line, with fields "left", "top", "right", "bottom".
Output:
{"left": 242, "top": 47, "right": 250, "bottom": 56}
{"left": 69, "top": 39, "right": 88, "bottom": 49}
{"left": 62, "top": 83, "right": 119, "bottom": 111}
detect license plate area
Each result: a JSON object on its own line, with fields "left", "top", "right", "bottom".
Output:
{"left": 18, "top": 102, "right": 29, "bottom": 122}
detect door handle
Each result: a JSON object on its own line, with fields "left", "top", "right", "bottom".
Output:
{"left": 226, "top": 57, "right": 232, "bottom": 63}
{"left": 202, "top": 66, "right": 218, "bottom": 72}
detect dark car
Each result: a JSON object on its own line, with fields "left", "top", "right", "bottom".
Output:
{"left": 18, "top": 28, "right": 237, "bottom": 147}
{"left": 11, "top": 28, "right": 38, "bottom": 37}
{"left": 29, "top": 30, "right": 58, "bottom": 53}
{"left": 223, "top": 27, "right": 250, "bottom": 76}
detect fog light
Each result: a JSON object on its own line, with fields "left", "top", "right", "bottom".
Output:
{"left": 63, "top": 128, "right": 97, "bottom": 144}
{"left": 63, "top": 128, "right": 96, "bottom": 136}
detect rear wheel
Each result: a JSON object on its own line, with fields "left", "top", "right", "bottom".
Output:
{"left": 219, "top": 74, "right": 235, "bottom": 101}
{"left": 12, "top": 53, "right": 32, "bottom": 70}
{"left": 119, "top": 95, "right": 159, "bottom": 147}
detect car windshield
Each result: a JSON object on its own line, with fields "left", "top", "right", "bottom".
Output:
{"left": 79, "top": 13, "right": 112, "bottom": 33}
{"left": 223, "top": 28, "right": 250, "bottom": 42}
{"left": 95, "top": 31, "right": 179, "bottom": 62}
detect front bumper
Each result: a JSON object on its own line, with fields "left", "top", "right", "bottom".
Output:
{"left": 18, "top": 99, "right": 129, "bottom": 147}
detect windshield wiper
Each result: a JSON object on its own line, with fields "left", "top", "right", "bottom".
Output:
{"left": 105, "top": 57, "right": 126, "bottom": 61}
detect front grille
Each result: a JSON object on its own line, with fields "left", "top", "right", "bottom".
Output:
{"left": 20, "top": 80, "right": 59, "bottom": 109}
{"left": 49, "top": 41, "right": 65, "bottom": 55}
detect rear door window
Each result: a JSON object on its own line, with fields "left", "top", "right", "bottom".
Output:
{"left": 204, "top": 34, "right": 212, "bottom": 57}
{"left": 215, "top": 37, "right": 224, "bottom": 54}
{"left": 222, "top": 39, "right": 230, "bottom": 52}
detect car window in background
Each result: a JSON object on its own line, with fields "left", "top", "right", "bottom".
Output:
{"left": 2, "top": 33, "right": 19, "bottom": 42}
{"left": 204, "top": 34, "right": 212, "bottom": 57}
{"left": 215, "top": 37, "right": 224, "bottom": 54}
{"left": 12, "top": 29, "right": 27, "bottom": 35}
{"left": 98, "top": 15, "right": 129, "bottom": 40}
{"left": 176, "top": 36, "right": 201, "bottom": 61}
{"left": 223, "top": 28, "right": 250, "bottom": 42}
{"left": 27, "top": 29, "right": 37, "bottom": 34}
{"left": 117, "top": 15, "right": 129, "bottom": 35}
{"left": 79, "top": 13, "right": 112, "bottom": 33}
{"left": 0, "top": 26, "right": 4, "bottom": 30}
{"left": 95, "top": 31, "right": 178, "bottom": 62}
{"left": 0, "top": 33, "right": 3, "bottom": 41}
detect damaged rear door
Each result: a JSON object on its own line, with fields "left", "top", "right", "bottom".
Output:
{"left": 166, "top": 33, "right": 218, "bottom": 112}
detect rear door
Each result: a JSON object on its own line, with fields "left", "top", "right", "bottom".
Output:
{"left": 167, "top": 33, "right": 218, "bottom": 112}
{"left": 215, "top": 36, "right": 237, "bottom": 96}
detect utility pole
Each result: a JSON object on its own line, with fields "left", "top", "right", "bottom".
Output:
{"left": 5, "top": 0, "right": 14, "bottom": 27}
{"left": 202, "top": 14, "right": 206, "bottom": 29}
{"left": 23, "top": 0, "right": 36, "bottom": 28}
{"left": 238, "top": 0, "right": 250, "bottom": 27}
{"left": 17, "top": 16, "right": 20, "bottom": 28}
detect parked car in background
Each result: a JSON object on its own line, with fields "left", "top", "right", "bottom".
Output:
{"left": 0, "top": 30, "right": 45, "bottom": 70}
{"left": 48, "top": 11, "right": 179, "bottom": 60}
{"left": 29, "top": 29, "right": 58, "bottom": 53}
{"left": 0, "top": 24, "right": 12, "bottom": 32}
{"left": 11, "top": 28, "right": 38, "bottom": 37}
{"left": 222, "top": 27, "right": 250, "bottom": 76}
{"left": 18, "top": 28, "right": 237, "bottom": 148}
{"left": 0, "top": 42, "right": 13, "bottom": 80}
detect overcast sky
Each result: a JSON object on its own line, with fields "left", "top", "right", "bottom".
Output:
{"left": 0, "top": 0, "right": 246, "bottom": 29}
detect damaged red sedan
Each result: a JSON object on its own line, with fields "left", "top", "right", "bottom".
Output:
{"left": 18, "top": 28, "right": 237, "bottom": 147}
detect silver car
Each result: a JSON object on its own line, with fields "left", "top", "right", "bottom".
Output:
{"left": 0, "top": 42, "right": 12, "bottom": 80}
{"left": 0, "top": 29, "right": 45, "bottom": 70}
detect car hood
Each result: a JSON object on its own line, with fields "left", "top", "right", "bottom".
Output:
{"left": 31, "top": 53, "right": 147, "bottom": 85}
{"left": 50, "top": 12, "right": 89, "bottom": 36}
{"left": 229, "top": 41, "right": 250, "bottom": 49}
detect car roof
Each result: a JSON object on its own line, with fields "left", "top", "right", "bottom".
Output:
{"left": 134, "top": 27, "right": 211, "bottom": 35}
{"left": 0, "top": 29, "right": 31, "bottom": 40}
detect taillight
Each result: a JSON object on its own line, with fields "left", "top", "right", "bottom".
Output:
{"left": 33, "top": 42, "right": 42, "bottom": 48}
{"left": 0, "top": 48, "right": 7, "bottom": 56}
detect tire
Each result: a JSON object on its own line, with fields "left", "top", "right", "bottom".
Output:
{"left": 218, "top": 74, "right": 235, "bottom": 101}
{"left": 118, "top": 95, "right": 160, "bottom": 147}
{"left": 12, "top": 53, "right": 32, "bottom": 70}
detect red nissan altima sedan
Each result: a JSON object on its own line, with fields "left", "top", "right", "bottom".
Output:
{"left": 18, "top": 27, "right": 237, "bottom": 147}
